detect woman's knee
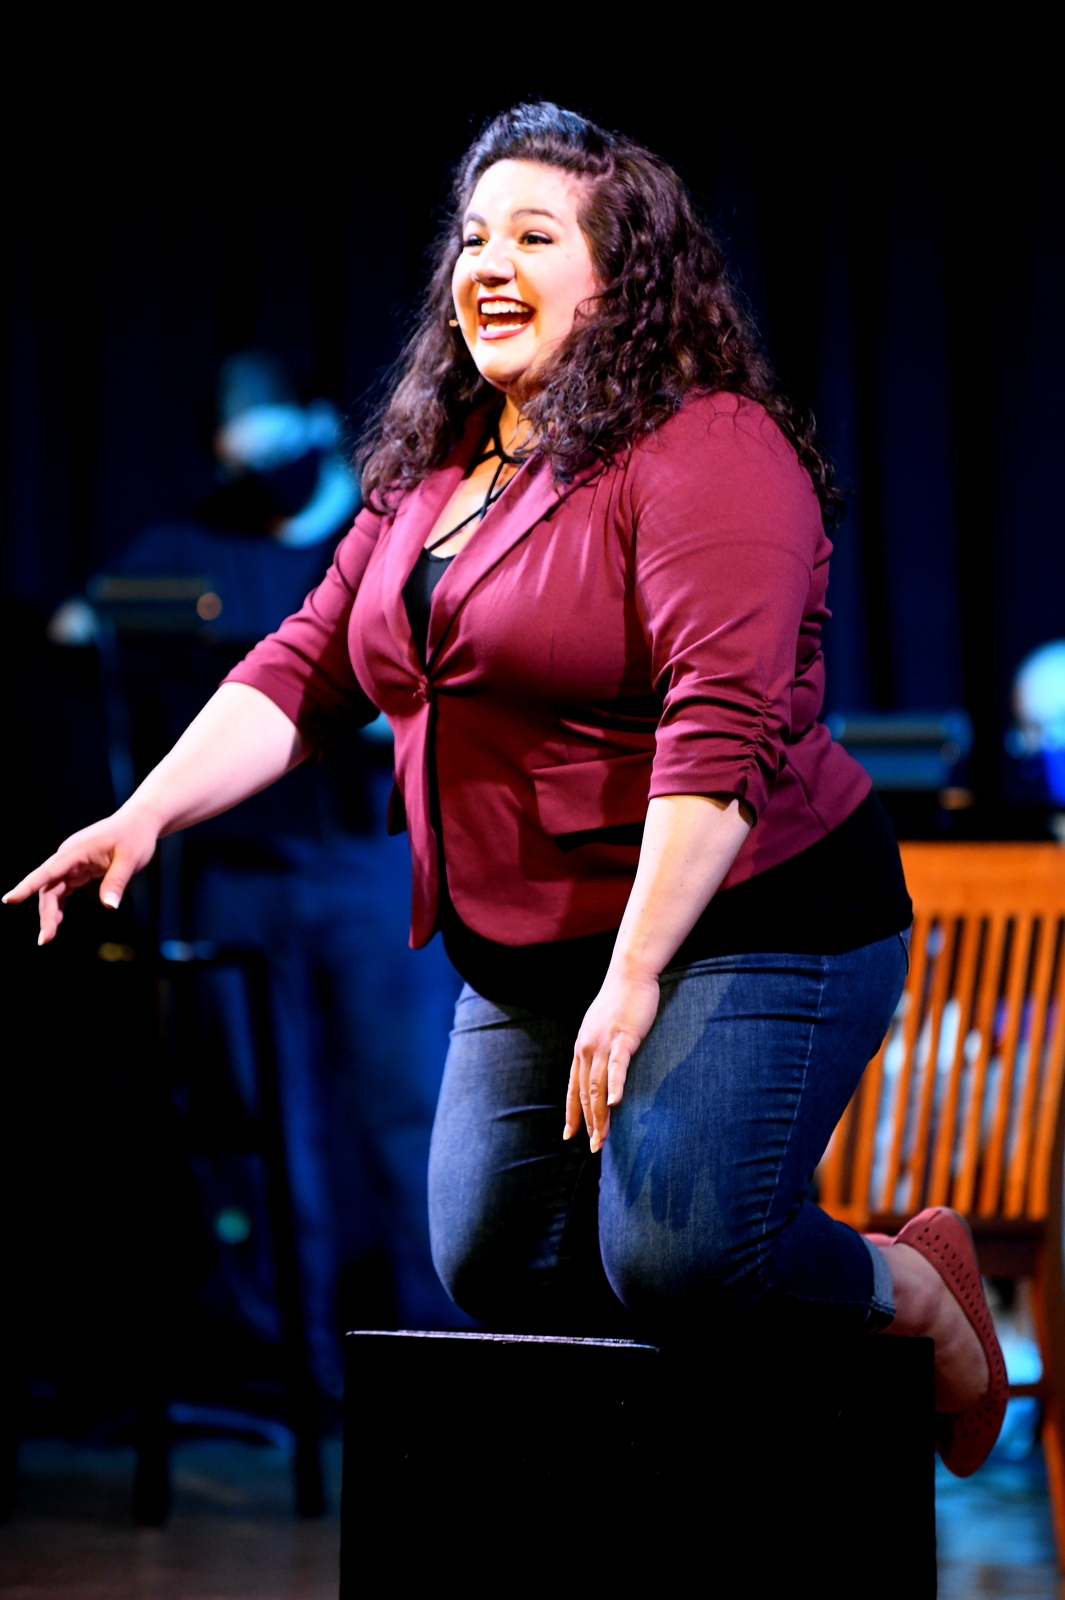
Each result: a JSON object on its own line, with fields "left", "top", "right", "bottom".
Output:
{"left": 601, "top": 1226, "right": 771, "bottom": 1316}
{"left": 430, "top": 1220, "right": 490, "bottom": 1316}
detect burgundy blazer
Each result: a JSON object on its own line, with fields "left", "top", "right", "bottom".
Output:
{"left": 226, "top": 392, "right": 871, "bottom": 948}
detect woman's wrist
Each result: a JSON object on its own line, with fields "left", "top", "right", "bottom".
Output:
{"left": 115, "top": 792, "right": 169, "bottom": 838}
{"left": 606, "top": 949, "right": 662, "bottom": 986}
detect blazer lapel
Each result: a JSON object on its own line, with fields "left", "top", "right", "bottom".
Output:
{"left": 377, "top": 413, "right": 489, "bottom": 668}
{"left": 425, "top": 457, "right": 602, "bottom": 671}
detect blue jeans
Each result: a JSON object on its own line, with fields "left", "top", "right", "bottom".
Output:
{"left": 428, "top": 935, "right": 907, "bottom": 1338}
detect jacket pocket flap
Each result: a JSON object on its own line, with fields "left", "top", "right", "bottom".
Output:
{"left": 532, "top": 752, "right": 652, "bottom": 837}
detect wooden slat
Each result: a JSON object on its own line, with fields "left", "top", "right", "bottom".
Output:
{"left": 1005, "top": 919, "right": 1057, "bottom": 1218}
{"left": 1030, "top": 965, "right": 1065, "bottom": 1218}
{"left": 819, "top": 845, "right": 1065, "bottom": 1235}
{"left": 817, "top": 1096, "right": 854, "bottom": 1217}
{"left": 954, "top": 915, "right": 1007, "bottom": 1215}
{"left": 904, "top": 917, "right": 955, "bottom": 1214}
{"left": 928, "top": 916, "right": 979, "bottom": 1207}
{"left": 979, "top": 917, "right": 1034, "bottom": 1216}
{"left": 848, "top": 1032, "right": 891, "bottom": 1225}
{"left": 877, "top": 916, "right": 930, "bottom": 1215}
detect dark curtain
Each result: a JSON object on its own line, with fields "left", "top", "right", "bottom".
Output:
{"left": 3, "top": 74, "right": 1062, "bottom": 809}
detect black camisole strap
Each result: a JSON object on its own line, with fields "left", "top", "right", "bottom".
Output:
{"left": 423, "top": 422, "right": 524, "bottom": 555}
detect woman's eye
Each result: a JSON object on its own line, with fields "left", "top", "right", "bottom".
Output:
{"left": 522, "top": 232, "right": 552, "bottom": 245}
{"left": 463, "top": 233, "right": 486, "bottom": 249}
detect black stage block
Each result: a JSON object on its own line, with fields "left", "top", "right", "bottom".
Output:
{"left": 341, "top": 1329, "right": 935, "bottom": 1598}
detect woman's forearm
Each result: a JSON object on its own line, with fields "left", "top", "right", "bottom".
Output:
{"left": 124, "top": 682, "right": 308, "bottom": 836}
{"left": 608, "top": 794, "right": 752, "bottom": 981}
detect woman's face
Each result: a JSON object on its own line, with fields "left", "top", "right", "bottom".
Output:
{"left": 452, "top": 160, "right": 600, "bottom": 396}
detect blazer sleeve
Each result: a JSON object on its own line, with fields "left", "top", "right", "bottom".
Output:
{"left": 628, "top": 395, "right": 825, "bottom": 822}
{"left": 223, "top": 505, "right": 385, "bottom": 747}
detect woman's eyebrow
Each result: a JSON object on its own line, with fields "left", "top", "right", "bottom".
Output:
{"left": 462, "top": 208, "right": 560, "bottom": 226}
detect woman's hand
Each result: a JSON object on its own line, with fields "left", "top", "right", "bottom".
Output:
{"left": 562, "top": 793, "right": 754, "bottom": 1153}
{"left": 3, "top": 684, "right": 308, "bottom": 947}
{"left": 2, "top": 805, "right": 162, "bottom": 945}
{"left": 564, "top": 968, "right": 661, "bottom": 1153}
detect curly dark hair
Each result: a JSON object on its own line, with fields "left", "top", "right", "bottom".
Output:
{"left": 357, "top": 102, "right": 840, "bottom": 522}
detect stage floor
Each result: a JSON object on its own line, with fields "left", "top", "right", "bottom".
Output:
{"left": 0, "top": 1436, "right": 1059, "bottom": 1596}
{"left": 0, "top": 1438, "right": 342, "bottom": 1600}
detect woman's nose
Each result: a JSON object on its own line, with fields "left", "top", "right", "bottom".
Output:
{"left": 471, "top": 249, "right": 515, "bottom": 285}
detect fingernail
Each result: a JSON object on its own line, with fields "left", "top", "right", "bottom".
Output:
{"left": 37, "top": 932, "right": 45, "bottom": 947}
{"left": 589, "top": 1132, "right": 601, "bottom": 1154}
{"left": 562, "top": 1125, "right": 572, "bottom": 1141}
{"left": 102, "top": 892, "right": 119, "bottom": 909}
{"left": 607, "top": 1094, "right": 617, "bottom": 1106}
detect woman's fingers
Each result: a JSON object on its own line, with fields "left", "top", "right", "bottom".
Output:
{"left": 98, "top": 847, "right": 137, "bottom": 911}
{"left": 36, "top": 883, "right": 68, "bottom": 946}
{"left": 563, "top": 1057, "right": 583, "bottom": 1140}
{"left": 562, "top": 1038, "right": 634, "bottom": 1147}
{"left": 3, "top": 854, "right": 72, "bottom": 906}
{"left": 586, "top": 1046, "right": 612, "bottom": 1152}
{"left": 606, "top": 1043, "right": 631, "bottom": 1110}
{"left": 4, "top": 837, "right": 112, "bottom": 906}
{"left": 2, "top": 822, "right": 151, "bottom": 945}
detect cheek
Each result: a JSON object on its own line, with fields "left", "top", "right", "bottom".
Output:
{"left": 452, "top": 261, "right": 472, "bottom": 308}
{"left": 543, "top": 262, "right": 599, "bottom": 334}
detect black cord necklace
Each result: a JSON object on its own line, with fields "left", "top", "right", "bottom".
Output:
{"left": 424, "top": 422, "right": 523, "bottom": 557}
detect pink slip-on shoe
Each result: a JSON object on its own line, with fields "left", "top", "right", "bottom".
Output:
{"left": 892, "top": 1207, "right": 1009, "bottom": 1476}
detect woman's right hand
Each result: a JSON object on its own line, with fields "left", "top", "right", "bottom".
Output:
{"left": 2, "top": 805, "right": 162, "bottom": 945}
{"left": 3, "top": 685, "right": 308, "bottom": 947}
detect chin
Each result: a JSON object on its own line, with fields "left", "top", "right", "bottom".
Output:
{"left": 472, "top": 342, "right": 538, "bottom": 394}
{"left": 475, "top": 365, "right": 529, "bottom": 394}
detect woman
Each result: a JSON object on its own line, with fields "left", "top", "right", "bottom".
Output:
{"left": 6, "top": 103, "right": 1005, "bottom": 1474}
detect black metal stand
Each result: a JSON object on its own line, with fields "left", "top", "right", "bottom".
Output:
{"left": 137, "top": 948, "right": 324, "bottom": 1521}
{"left": 91, "top": 614, "right": 325, "bottom": 1521}
{"left": 341, "top": 1329, "right": 936, "bottom": 1598}
{"left": 241, "top": 952, "right": 324, "bottom": 1517}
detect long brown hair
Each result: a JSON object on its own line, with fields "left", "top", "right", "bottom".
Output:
{"left": 357, "top": 102, "right": 840, "bottom": 521}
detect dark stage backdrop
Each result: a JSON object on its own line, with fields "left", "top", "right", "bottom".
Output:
{"left": 3, "top": 72, "right": 1063, "bottom": 816}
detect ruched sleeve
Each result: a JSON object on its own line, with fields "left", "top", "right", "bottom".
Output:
{"left": 223, "top": 506, "right": 385, "bottom": 746}
{"left": 627, "top": 394, "right": 826, "bottom": 822}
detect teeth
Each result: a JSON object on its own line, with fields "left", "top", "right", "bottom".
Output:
{"left": 480, "top": 300, "right": 530, "bottom": 315}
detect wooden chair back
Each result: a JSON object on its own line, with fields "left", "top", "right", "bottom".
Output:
{"left": 819, "top": 843, "right": 1065, "bottom": 1233}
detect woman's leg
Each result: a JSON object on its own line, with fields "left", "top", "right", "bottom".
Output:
{"left": 428, "top": 986, "right": 627, "bottom": 1333}
{"left": 599, "top": 934, "right": 909, "bottom": 1333}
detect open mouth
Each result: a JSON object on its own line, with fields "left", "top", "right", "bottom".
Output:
{"left": 477, "top": 298, "right": 534, "bottom": 336}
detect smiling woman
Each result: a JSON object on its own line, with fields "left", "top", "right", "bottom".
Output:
{"left": 415, "top": 161, "right": 601, "bottom": 561}
{"left": 5, "top": 102, "right": 1006, "bottom": 1476}
{"left": 358, "top": 105, "right": 840, "bottom": 515}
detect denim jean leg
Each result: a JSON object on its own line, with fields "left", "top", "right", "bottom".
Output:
{"left": 598, "top": 935, "right": 907, "bottom": 1333}
{"left": 428, "top": 987, "right": 627, "bottom": 1332}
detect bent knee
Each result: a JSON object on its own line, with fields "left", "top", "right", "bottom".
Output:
{"left": 431, "top": 1230, "right": 534, "bottom": 1325}
{"left": 601, "top": 1229, "right": 770, "bottom": 1315}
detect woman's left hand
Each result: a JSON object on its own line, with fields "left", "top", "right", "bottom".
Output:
{"left": 564, "top": 970, "right": 661, "bottom": 1153}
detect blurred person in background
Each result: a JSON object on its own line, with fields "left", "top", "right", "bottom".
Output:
{"left": 1007, "top": 641, "right": 1065, "bottom": 810}
{"left": 48, "top": 351, "right": 466, "bottom": 1399}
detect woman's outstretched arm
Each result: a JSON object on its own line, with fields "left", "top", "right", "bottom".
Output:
{"left": 565, "top": 793, "right": 752, "bottom": 1151}
{"left": 3, "top": 683, "right": 307, "bottom": 944}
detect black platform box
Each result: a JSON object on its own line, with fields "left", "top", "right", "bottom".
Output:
{"left": 341, "top": 1329, "right": 935, "bottom": 1597}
